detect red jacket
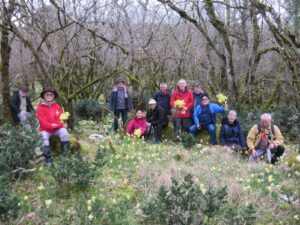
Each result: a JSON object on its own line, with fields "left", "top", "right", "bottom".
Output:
{"left": 37, "top": 101, "right": 64, "bottom": 132}
{"left": 170, "top": 88, "right": 194, "bottom": 118}
{"left": 126, "top": 116, "right": 147, "bottom": 135}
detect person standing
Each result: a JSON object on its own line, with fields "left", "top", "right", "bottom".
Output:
{"left": 108, "top": 77, "right": 133, "bottom": 132}
{"left": 170, "top": 79, "right": 194, "bottom": 134}
{"left": 153, "top": 82, "right": 171, "bottom": 127}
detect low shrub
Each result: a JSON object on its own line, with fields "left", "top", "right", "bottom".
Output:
{"left": 142, "top": 173, "right": 257, "bottom": 225}
{"left": 74, "top": 100, "right": 103, "bottom": 122}
{"left": 48, "top": 153, "right": 95, "bottom": 190}
{"left": 0, "top": 123, "right": 42, "bottom": 174}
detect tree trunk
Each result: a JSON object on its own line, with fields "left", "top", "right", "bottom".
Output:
{"left": 0, "top": 3, "right": 13, "bottom": 123}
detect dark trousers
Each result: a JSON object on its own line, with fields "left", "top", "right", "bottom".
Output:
{"left": 145, "top": 121, "right": 168, "bottom": 141}
{"left": 114, "top": 109, "right": 128, "bottom": 131}
{"left": 174, "top": 118, "right": 191, "bottom": 134}
{"left": 271, "top": 145, "right": 285, "bottom": 164}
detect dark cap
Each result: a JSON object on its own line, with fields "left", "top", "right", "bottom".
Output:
{"left": 19, "top": 86, "right": 28, "bottom": 92}
{"left": 201, "top": 93, "right": 209, "bottom": 99}
{"left": 194, "top": 83, "right": 201, "bottom": 88}
{"left": 40, "top": 85, "right": 58, "bottom": 99}
{"left": 116, "top": 76, "right": 125, "bottom": 84}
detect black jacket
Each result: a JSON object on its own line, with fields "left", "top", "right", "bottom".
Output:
{"left": 153, "top": 90, "right": 171, "bottom": 118}
{"left": 146, "top": 106, "right": 165, "bottom": 126}
{"left": 220, "top": 118, "right": 247, "bottom": 147}
{"left": 9, "top": 91, "right": 34, "bottom": 122}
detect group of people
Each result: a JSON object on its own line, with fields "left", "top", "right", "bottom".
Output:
{"left": 109, "top": 78, "right": 285, "bottom": 164}
{"left": 9, "top": 77, "right": 285, "bottom": 165}
{"left": 9, "top": 85, "right": 70, "bottom": 164}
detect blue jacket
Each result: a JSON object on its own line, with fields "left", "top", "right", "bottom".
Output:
{"left": 193, "top": 103, "right": 224, "bottom": 126}
{"left": 220, "top": 118, "right": 247, "bottom": 147}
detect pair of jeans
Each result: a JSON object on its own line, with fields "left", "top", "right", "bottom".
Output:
{"left": 189, "top": 123, "right": 217, "bottom": 144}
{"left": 249, "top": 145, "right": 285, "bottom": 164}
{"left": 114, "top": 108, "right": 128, "bottom": 131}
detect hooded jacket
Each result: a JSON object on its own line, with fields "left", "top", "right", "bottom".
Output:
{"left": 37, "top": 101, "right": 64, "bottom": 132}
{"left": 170, "top": 88, "right": 194, "bottom": 118}
{"left": 220, "top": 118, "right": 247, "bottom": 147}
{"left": 126, "top": 116, "right": 147, "bottom": 135}
{"left": 108, "top": 85, "right": 133, "bottom": 112}
{"left": 9, "top": 91, "right": 34, "bottom": 122}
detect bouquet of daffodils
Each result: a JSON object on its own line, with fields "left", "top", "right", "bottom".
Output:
{"left": 133, "top": 128, "right": 142, "bottom": 138}
{"left": 60, "top": 112, "right": 70, "bottom": 122}
{"left": 216, "top": 93, "right": 228, "bottom": 105}
{"left": 174, "top": 100, "right": 185, "bottom": 109}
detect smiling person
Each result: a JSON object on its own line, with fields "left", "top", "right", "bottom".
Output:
{"left": 9, "top": 85, "right": 34, "bottom": 126}
{"left": 37, "top": 85, "right": 70, "bottom": 164}
{"left": 126, "top": 110, "right": 147, "bottom": 137}
{"left": 220, "top": 110, "right": 247, "bottom": 152}
{"left": 247, "top": 113, "right": 284, "bottom": 164}
{"left": 170, "top": 79, "right": 194, "bottom": 134}
{"left": 189, "top": 94, "right": 225, "bottom": 145}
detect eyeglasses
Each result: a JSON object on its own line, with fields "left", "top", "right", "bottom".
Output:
{"left": 45, "top": 93, "right": 54, "bottom": 97}
{"left": 202, "top": 98, "right": 208, "bottom": 101}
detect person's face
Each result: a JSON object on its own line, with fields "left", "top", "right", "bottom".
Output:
{"left": 228, "top": 113, "right": 237, "bottom": 124}
{"left": 194, "top": 87, "right": 202, "bottom": 94}
{"left": 201, "top": 96, "right": 209, "bottom": 106}
{"left": 117, "top": 82, "right": 124, "bottom": 88}
{"left": 136, "top": 111, "right": 143, "bottom": 118}
{"left": 178, "top": 81, "right": 186, "bottom": 90}
{"left": 44, "top": 92, "right": 55, "bottom": 102}
{"left": 260, "top": 118, "right": 271, "bottom": 129}
{"left": 19, "top": 90, "right": 28, "bottom": 97}
{"left": 149, "top": 103, "right": 156, "bottom": 110}
{"left": 160, "top": 85, "right": 167, "bottom": 92}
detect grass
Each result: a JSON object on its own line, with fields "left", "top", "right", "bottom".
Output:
{"left": 7, "top": 120, "right": 300, "bottom": 225}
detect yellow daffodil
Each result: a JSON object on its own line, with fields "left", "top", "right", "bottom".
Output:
{"left": 216, "top": 93, "right": 228, "bottom": 104}
{"left": 23, "top": 195, "right": 29, "bottom": 201}
{"left": 60, "top": 112, "right": 70, "bottom": 122}
{"left": 88, "top": 214, "right": 94, "bottom": 221}
{"left": 174, "top": 100, "right": 185, "bottom": 108}
{"left": 45, "top": 199, "right": 53, "bottom": 206}
{"left": 37, "top": 184, "right": 45, "bottom": 191}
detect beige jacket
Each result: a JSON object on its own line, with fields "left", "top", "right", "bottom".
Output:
{"left": 246, "top": 124, "right": 284, "bottom": 150}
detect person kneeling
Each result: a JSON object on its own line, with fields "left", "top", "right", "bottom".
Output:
{"left": 126, "top": 110, "right": 147, "bottom": 138}
{"left": 247, "top": 113, "right": 284, "bottom": 164}
{"left": 37, "top": 85, "right": 70, "bottom": 164}
{"left": 220, "top": 110, "right": 247, "bottom": 152}
{"left": 145, "top": 99, "right": 167, "bottom": 144}
{"left": 189, "top": 94, "right": 225, "bottom": 145}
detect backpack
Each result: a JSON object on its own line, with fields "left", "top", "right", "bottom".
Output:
{"left": 257, "top": 123, "right": 275, "bottom": 135}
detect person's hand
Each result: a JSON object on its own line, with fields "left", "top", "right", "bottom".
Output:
{"left": 20, "top": 110, "right": 27, "bottom": 115}
{"left": 197, "top": 124, "right": 201, "bottom": 130}
{"left": 51, "top": 123, "right": 59, "bottom": 127}
{"left": 63, "top": 123, "right": 68, "bottom": 129}
{"left": 252, "top": 149, "right": 257, "bottom": 157}
{"left": 146, "top": 122, "right": 151, "bottom": 127}
{"left": 183, "top": 106, "right": 187, "bottom": 111}
{"left": 224, "top": 103, "right": 228, "bottom": 111}
{"left": 269, "top": 143, "right": 275, "bottom": 149}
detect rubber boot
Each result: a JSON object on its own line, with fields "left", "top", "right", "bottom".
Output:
{"left": 61, "top": 141, "right": 70, "bottom": 157}
{"left": 42, "top": 146, "right": 53, "bottom": 164}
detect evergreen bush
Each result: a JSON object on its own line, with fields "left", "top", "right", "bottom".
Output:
{"left": 48, "top": 153, "right": 95, "bottom": 190}
{"left": 0, "top": 123, "right": 42, "bottom": 174}
{"left": 74, "top": 100, "right": 103, "bottom": 122}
